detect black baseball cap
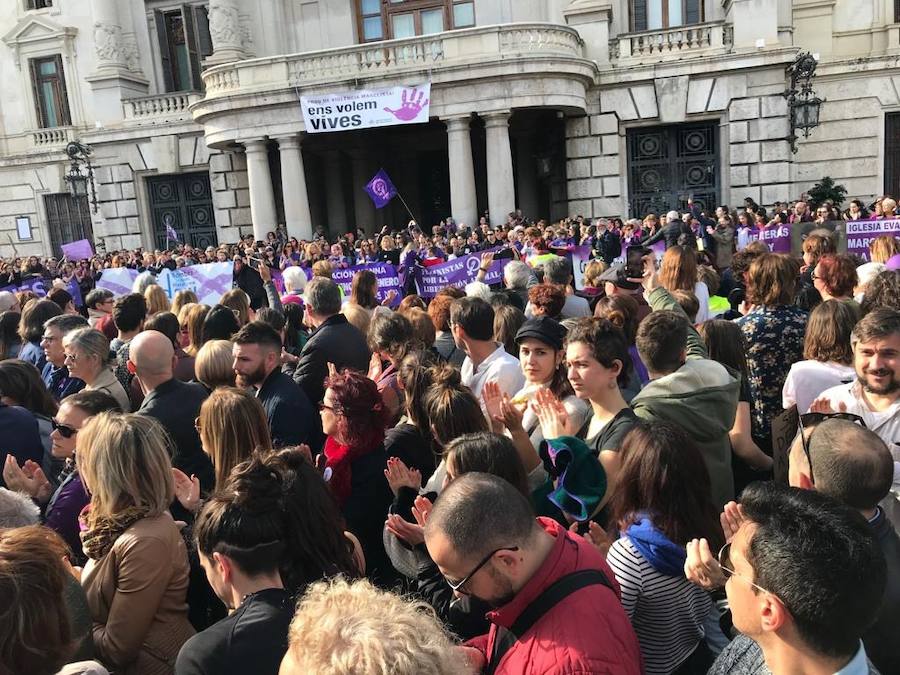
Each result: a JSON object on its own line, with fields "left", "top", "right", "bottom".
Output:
{"left": 515, "top": 316, "right": 567, "bottom": 351}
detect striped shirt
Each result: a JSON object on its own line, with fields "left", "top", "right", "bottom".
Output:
{"left": 607, "top": 536, "right": 711, "bottom": 675}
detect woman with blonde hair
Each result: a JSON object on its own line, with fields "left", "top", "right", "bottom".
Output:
{"left": 78, "top": 413, "right": 195, "bottom": 674}
{"left": 144, "top": 285, "right": 170, "bottom": 316}
{"left": 170, "top": 290, "right": 198, "bottom": 318}
{"left": 869, "top": 235, "right": 900, "bottom": 264}
{"left": 63, "top": 328, "right": 131, "bottom": 412}
{"left": 196, "top": 386, "right": 272, "bottom": 490}
{"left": 219, "top": 288, "right": 251, "bottom": 326}
{"left": 178, "top": 303, "right": 209, "bottom": 357}
{"left": 658, "top": 245, "right": 709, "bottom": 323}
{"left": 195, "top": 339, "right": 237, "bottom": 390}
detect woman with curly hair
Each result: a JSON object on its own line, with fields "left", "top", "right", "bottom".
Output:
{"left": 319, "top": 369, "right": 393, "bottom": 586}
{"left": 812, "top": 253, "right": 859, "bottom": 307}
{"left": 861, "top": 270, "right": 900, "bottom": 315}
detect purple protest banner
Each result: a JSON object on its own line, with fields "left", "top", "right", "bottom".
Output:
{"left": 332, "top": 262, "right": 401, "bottom": 306}
{"left": 846, "top": 219, "right": 900, "bottom": 261}
{"left": 0, "top": 276, "right": 84, "bottom": 307}
{"left": 364, "top": 169, "right": 398, "bottom": 209}
{"left": 60, "top": 239, "right": 94, "bottom": 260}
{"left": 415, "top": 247, "right": 511, "bottom": 297}
{"left": 749, "top": 225, "right": 791, "bottom": 253}
{"left": 158, "top": 262, "right": 233, "bottom": 306}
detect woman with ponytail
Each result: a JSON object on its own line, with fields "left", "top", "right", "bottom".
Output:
{"left": 594, "top": 294, "right": 649, "bottom": 398}
{"left": 175, "top": 456, "right": 294, "bottom": 675}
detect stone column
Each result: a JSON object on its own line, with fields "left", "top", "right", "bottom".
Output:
{"left": 350, "top": 150, "right": 376, "bottom": 235}
{"left": 324, "top": 150, "right": 347, "bottom": 236}
{"left": 91, "top": 0, "right": 127, "bottom": 73}
{"left": 276, "top": 135, "right": 313, "bottom": 241}
{"left": 445, "top": 115, "right": 478, "bottom": 228}
{"left": 243, "top": 139, "right": 277, "bottom": 242}
{"left": 515, "top": 135, "right": 540, "bottom": 219}
{"left": 206, "top": 0, "right": 248, "bottom": 66}
{"left": 483, "top": 111, "right": 516, "bottom": 227}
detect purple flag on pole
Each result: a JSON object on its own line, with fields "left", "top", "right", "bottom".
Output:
{"left": 364, "top": 169, "right": 397, "bottom": 209}
{"left": 166, "top": 223, "right": 179, "bottom": 243}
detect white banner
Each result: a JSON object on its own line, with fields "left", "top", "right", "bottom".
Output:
{"left": 158, "top": 262, "right": 234, "bottom": 306}
{"left": 300, "top": 83, "right": 431, "bottom": 134}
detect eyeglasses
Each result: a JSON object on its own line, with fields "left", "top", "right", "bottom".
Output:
{"left": 194, "top": 416, "right": 202, "bottom": 433}
{"left": 63, "top": 352, "right": 78, "bottom": 363}
{"left": 443, "top": 546, "right": 519, "bottom": 594}
{"left": 797, "top": 412, "right": 866, "bottom": 484}
{"left": 51, "top": 418, "right": 78, "bottom": 439}
{"left": 317, "top": 401, "right": 336, "bottom": 413}
{"left": 718, "top": 542, "right": 780, "bottom": 598}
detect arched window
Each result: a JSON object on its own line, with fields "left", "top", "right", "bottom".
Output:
{"left": 630, "top": 0, "right": 703, "bottom": 31}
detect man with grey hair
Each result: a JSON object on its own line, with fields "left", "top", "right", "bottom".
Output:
{"left": 292, "top": 277, "right": 370, "bottom": 443}
{"left": 642, "top": 209, "right": 692, "bottom": 250}
{"left": 41, "top": 313, "right": 89, "bottom": 401}
{"left": 502, "top": 260, "right": 536, "bottom": 307}
{"left": 526, "top": 256, "right": 590, "bottom": 319}
{"left": 0, "top": 487, "right": 39, "bottom": 527}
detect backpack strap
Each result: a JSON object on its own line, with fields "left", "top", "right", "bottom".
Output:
{"left": 485, "top": 569, "right": 613, "bottom": 675}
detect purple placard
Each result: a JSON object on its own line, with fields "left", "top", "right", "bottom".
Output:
{"left": 749, "top": 225, "right": 791, "bottom": 254}
{"left": 332, "top": 262, "right": 401, "bottom": 306}
{"left": 60, "top": 239, "right": 94, "bottom": 260}
{"left": 846, "top": 219, "right": 900, "bottom": 261}
{"left": 0, "top": 276, "right": 83, "bottom": 307}
{"left": 415, "top": 247, "right": 511, "bottom": 297}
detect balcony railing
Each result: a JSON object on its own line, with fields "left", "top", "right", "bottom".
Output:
{"left": 202, "top": 23, "right": 585, "bottom": 97}
{"left": 611, "top": 22, "right": 732, "bottom": 63}
{"left": 123, "top": 91, "right": 202, "bottom": 123}
{"left": 32, "top": 126, "right": 76, "bottom": 147}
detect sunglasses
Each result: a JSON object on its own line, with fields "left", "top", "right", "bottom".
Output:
{"left": 51, "top": 418, "right": 78, "bottom": 438}
{"left": 797, "top": 412, "right": 866, "bottom": 484}
{"left": 443, "top": 546, "right": 519, "bottom": 594}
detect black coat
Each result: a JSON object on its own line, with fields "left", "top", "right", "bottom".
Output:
{"left": 642, "top": 220, "right": 692, "bottom": 250}
{"left": 257, "top": 368, "right": 314, "bottom": 449}
{"left": 137, "top": 378, "right": 214, "bottom": 492}
{"left": 0, "top": 404, "right": 43, "bottom": 489}
{"left": 233, "top": 265, "right": 267, "bottom": 310}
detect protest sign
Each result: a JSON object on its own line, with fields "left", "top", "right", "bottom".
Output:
{"left": 301, "top": 83, "right": 431, "bottom": 134}
{"left": 569, "top": 246, "right": 592, "bottom": 291}
{"left": 96, "top": 268, "right": 139, "bottom": 297}
{"left": 415, "top": 247, "right": 510, "bottom": 297}
{"left": 60, "top": 239, "right": 94, "bottom": 260}
{"left": 846, "top": 219, "right": 900, "bottom": 261}
{"left": 749, "top": 226, "right": 791, "bottom": 253}
{"left": 158, "top": 262, "right": 233, "bottom": 306}
{"left": 0, "top": 276, "right": 83, "bottom": 307}
{"left": 332, "top": 263, "right": 401, "bottom": 306}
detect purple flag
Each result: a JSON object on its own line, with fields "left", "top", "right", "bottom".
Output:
{"left": 166, "top": 223, "right": 179, "bottom": 243}
{"left": 60, "top": 238, "right": 94, "bottom": 260}
{"left": 364, "top": 169, "right": 397, "bottom": 209}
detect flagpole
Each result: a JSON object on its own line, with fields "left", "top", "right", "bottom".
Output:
{"left": 394, "top": 190, "right": 418, "bottom": 226}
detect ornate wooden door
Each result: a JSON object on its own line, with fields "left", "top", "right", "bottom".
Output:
{"left": 44, "top": 193, "right": 94, "bottom": 257}
{"left": 147, "top": 172, "right": 217, "bottom": 250}
{"left": 627, "top": 122, "right": 719, "bottom": 217}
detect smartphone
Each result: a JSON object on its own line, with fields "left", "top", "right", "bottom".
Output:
{"left": 247, "top": 256, "right": 260, "bottom": 270}
{"left": 625, "top": 246, "right": 648, "bottom": 278}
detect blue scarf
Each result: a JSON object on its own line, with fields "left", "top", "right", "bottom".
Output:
{"left": 625, "top": 517, "right": 686, "bottom": 577}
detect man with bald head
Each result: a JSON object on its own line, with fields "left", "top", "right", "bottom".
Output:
{"left": 130, "top": 330, "right": 213, "bottom": 493}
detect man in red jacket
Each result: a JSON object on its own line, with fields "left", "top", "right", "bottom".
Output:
{"left": 425, "top": 472, "right": 643, "bottom": 675}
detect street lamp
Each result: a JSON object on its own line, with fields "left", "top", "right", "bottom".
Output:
{"left": 782, "top": 52, "right": 825, "bottom": 153}
{"left": 64, "top": 141, "right": 98, "bottom": 213}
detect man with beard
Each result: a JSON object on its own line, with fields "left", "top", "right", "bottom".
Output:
{"left": 424, "top": 473, "right": 642, "bottom": 675}
{"left": 232, "top": 321, "right": 313, "bottom": 448}
{"left": 812, "top": 308, "right": 900, "bottom": 529}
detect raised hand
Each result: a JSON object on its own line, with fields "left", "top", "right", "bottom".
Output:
{"left": 498, "top": 393, "right": 525, "bottom": 433}
{"left": 482, "top": 381, "right": 504, "bottom": 428}
{"left": 3, "top": 455, "right": 51, "bottom": 502}
{"left": 684, "top": 538, "right": 726, "bottom": 590}
{"left": 571, "top": 520, "right": 611, "bottom": 557}
{"left": 171, "top": 467, "right": 201, "bottom": 513}
{"left": 380, "top": 289, "right": 399, "bottom": 306}
{"left": 809, "top": 396, "right": 844, "bottom": 414}
{"left": 257, "top": 259, "right": 272, "bottom": 282}
{"left": 639, "top": 253, "right": 660, "bottom": 293}
{"left": 383, "top": 88, "right": 429, "bottom": 122}
{"left": 383, "top": 456, "right": 422, "bottom": 496}
{"left": 532, "top": 388, "right": 570, "bottom": 439}
{"left": 385, "top": 513, "right": 425, "bottom": 546}
{"left": 720, "top": 501, "right": 745, "bottom": 544}
{"left": 411, "top": 495, "right": 434, "bottom": 527}
{"left": 480, "top": 251, "right": 495, "bottom": 267}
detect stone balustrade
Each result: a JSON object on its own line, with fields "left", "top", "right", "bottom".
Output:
{"left": 201, "top": 23, "right": 584, "bottom": 96}
{"left": 611, "top": 22, "right": 732, "bottom": 64}
{"left": 123, "top": 91, "right": 202, "bottom": 123}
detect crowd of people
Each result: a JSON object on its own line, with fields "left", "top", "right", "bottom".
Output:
{"left": 0, "top": 192, "right": 899, "bottom": 675}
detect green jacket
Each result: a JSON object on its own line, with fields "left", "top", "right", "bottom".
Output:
{"left": 631, "top": 287, "right": 740, "bottom": 508}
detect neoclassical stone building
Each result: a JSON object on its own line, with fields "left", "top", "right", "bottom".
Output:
{"left": 0, "top": 0, "right": 898, "bottom": 255}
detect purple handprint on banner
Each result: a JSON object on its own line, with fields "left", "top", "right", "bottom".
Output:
{"left": 384, "top": 87, "right": 429, "bottom": 122}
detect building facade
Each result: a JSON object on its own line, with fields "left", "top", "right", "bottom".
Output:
{"left": 0, "top": 0, "right": 898, "bottom": 256}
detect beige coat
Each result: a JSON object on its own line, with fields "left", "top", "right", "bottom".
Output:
{"left": 87, "top": 367, "right": 132, "bottom": 413}
{"left": 81, "top": 513, "right": 195, "bottom": 675}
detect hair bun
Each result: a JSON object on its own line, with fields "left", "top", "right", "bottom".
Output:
{"left": 430, "top": 363, "right": 461, "bottom": 388}
{"left": 226, "top": 455, "right": 283, "bottom": 513}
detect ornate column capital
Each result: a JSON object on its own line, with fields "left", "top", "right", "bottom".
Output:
{"left": 482, "top": 110, "right": 512, "bottom": 128}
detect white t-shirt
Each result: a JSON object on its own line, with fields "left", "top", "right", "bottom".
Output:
{"left": 693, "top": 281, "right": 710, "bottom": 324}
{"left": 461, "top": 344, "right": 525, "bottom": 418}
{"left": 782, "top": 360, "right": 856, "bottom": 413}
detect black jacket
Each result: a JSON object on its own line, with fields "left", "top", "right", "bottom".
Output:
{"left": 137, "top": 379, "right": 214, "bottom": 492}
{"left": 292, "top": 314, "right": 370, "bottom": 411}
{"left": 642, "top": 220, "right": 692, "bottom": 250}
{"left": 233, "top": 265, "right": 267, "bottom": 310}
{"left": 257, "top": 368, "right": 313, "bottom": 449}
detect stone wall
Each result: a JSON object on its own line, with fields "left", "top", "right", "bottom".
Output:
{"left": 209, "top": 149, "right": 252, "bottom": 243}
{"left": 565, "top": 102, "right": 624, "bottom": 219}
